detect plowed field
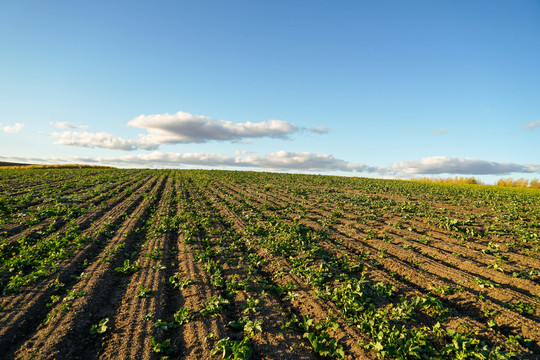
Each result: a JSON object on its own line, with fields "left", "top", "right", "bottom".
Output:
{"left": 1, "top": 169, "right": 539, "bottom": 359}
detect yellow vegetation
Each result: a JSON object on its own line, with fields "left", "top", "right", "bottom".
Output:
{"left": 495, "top": 178, "right": 540, "bottom": 189}
{"left": 412, "top": 176, "right": 483, "bottom": 185}
{"left": 412, "top": 176, "right": 540, "bottom": 189}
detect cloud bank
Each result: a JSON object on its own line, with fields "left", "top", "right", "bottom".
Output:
{"left": 392, "top": 156, "right": 540, "bottom": 175}
{"left": 51, "top": 131, "right": 148, "bottom": 151}
{"left": 240, "top": 151, "right": 378, "bottom": 172}
{"left": 51, "top": 110, "right": 328, "bottom": 151}
{"left": 94, "top": 151, "right": 381, "bottom": 173}
{"left": 0, "top": 151, "right": 379, "bottom": 173}
{"left": 1, "top": 153, "right": 538, "bottom": 178}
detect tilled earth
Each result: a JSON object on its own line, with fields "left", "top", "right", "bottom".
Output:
{"left": 0, "top": 169, "right": 538, "bottom": 359}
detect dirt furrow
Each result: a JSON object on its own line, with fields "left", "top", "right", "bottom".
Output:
{"left": 0, "top": 176, "right": 157, "bottom": 355}
{"left": 231, "top": 181, "right": 540, "bottom": 304}
{"left": 99, "top": 175, "right": 175, "bottom": 360}
{"left": 208, "top": 180, "right": 540, "bottom": 355}
{"left": 193, "top": 181, "right": 375, "bottom": 359}
{"left": 0, "top": 176, "right": 141, "bottom": 248}
{"left": 11, "top": 175, "right": 166, "bottom": 360}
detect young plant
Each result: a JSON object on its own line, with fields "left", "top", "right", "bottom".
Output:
{"left": 429, "top": 284, "right": 462, "bottom": 296}
{"left": 168, "top": 272, "right": 194, "bottom": 290}
{"left": 146, "top": 248, "right": 163, "bottom": 260}
{"left": 211, "top": 337, "right": 252, "bottom": 360}
{"left": 225, "top": 275, "right": 249, "bottom": 294}
{"left": 49, "top": 277, "right": 65, "bottom": 292}
{"left": 114, "top": 260, "right": 140, "bottom": 275}
{"left": 136, "top": 284, "right": 152, "bottom": 298}
{"left": 303, "top": 331, "right": 345, "bottom": 359}
{"left": 507, "top": 301, "right": 536, "bottom": 315}
{"left": 228, "top": 316, "right": 263, "bottom": 337}
{"left": 174, "top": 307, "right": 194, "bottom": 325}
{"left": 372, "top": 281, "right": 396, "bottom": 298}
{"left": 200, "top": 295, "right": 229, "bottom": 316}
{"left": 142, "top": 312, "right": 154, "bottom": 321}
{"left": 473, "top": 277, "right": 499, "bottom": 289}
{"left": 154, "top": 319, "right": 178, "bottom": 331}
{"left": 150, "top": 338, "right": 173, "bottom": 355}
{"left": 89, "top": 318, "right": 109, "bottom": 335}
{"left": 242, "top": 297, "right": 260, "bottom": 314}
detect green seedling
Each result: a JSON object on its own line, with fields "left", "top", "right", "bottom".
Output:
{"left": 242, "top": 297, "right": 260, "bottom": 314}
{"left": 136, "top": 284, "right": 152, "bottom": 298}
{"left": 174, "top": 307, "right": 193, "bottom": 325}
{"left": 304, "top": 331, "right": 345, "bottom": 359}
{"left": 89, "top": 318, "right": 109, "bottom": 335}
{"left": 508, "top": 301, "right": 535, "bottom": 315}
{"left": 49, "top": 277, "right": 65, "bottom": 292}
{"left": 211, "top": 337, "right": 252, "bottom": 360}
{"left": 168, "top": 272, "right": 194, "bottom": 290}
{"left": 200, "top": 295, "right": 229, "bottom": 316}
{"left": 154, "top": 319, "right": 178, "bottom": 331}
{"left": 142, "top": 312, "right": 154, "bottom": 321}
{"left": 473, "top": 277, "right": 499, "bottom": 289}
{"left": 115, "top": 260, "right": 140, "bottom": 275}
{"left": 150, "top": 338, "right": 172, "bottom": 355}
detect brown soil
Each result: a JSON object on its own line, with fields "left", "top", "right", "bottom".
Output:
{"left": 0, "top": 170, "right": 538, "bottom": 359}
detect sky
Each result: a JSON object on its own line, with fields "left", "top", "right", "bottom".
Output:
{"left": 1, "top": 0, "right": 539, "bottom": 183}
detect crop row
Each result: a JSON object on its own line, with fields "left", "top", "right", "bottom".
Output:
{"left": 0, "top": 169, "right": 538, "bottom": 359}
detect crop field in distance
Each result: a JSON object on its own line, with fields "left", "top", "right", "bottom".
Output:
{"left": 0, "top": 168, "right": 539, "bottom": 360}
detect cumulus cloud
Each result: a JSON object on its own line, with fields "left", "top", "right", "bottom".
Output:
{"left": 522, "top": 121, "right": 540, "bottom": 131}
{"left": 431, "top": 128, "right": 448, "bottom": 136}
{"left": 52, "top": 121, "right": 89, "bottom": 130}
{"left": 51, "top": 131, "right": 155, "bottom": 151}
{"left": 392, "top": 156, "right": 540, "bottom": 175}
{"left": 2, "top": 122, "right": 24, "bottom": 133}
{"left": 128, "top": 111, "right": 299, "bottom": 146}
{"left": 51, "top": 110, "right": 328, "bottom": 151}
{"left": 241, "top": 151, "right": 379, "bottom": 172}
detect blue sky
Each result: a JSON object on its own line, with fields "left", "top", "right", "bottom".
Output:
{"left": 1, "top": 0, "right": 539, "bottom": 182}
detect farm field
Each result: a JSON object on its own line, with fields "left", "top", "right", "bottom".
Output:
{"left": 0, "top": 168, "right": 539, "bottom": 360}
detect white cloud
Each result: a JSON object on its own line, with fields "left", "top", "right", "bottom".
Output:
{"left": 51, "top": 110, "right": 329, "bottom": 151}
{"left": 0, "top": 155, "right": 98, "bottom": 165}
{"left": 95, "top": 151, "right": 237, "bottom": 167}
{"left": 3, "top": 153, "right": 538, "bottom": 178}
{"left": 240, "top": 151, "right": 379, "bottom": 172}
{"left": 1, "top": 151, "right": 379, "bottom": 173}
{"left": 52, "top": 121, "right": 89, "bottom": 130}
{"left": 128, "top": 111, "right": 299, "bottom": 146}
{"left": 522, "top": 121, "right": 540, "bottom": 131}
{"left": 309, "top": 125, "right": 330, "bottom": 134}
{"left": 2, "top": 122, "right": 24, "bottom": 133}
{"left": 431, "top": 128, "right": 448, "bottom": 135}
{"left": 51, "top": 131, "right": 154, "bottom": 151}
{"left": 392, "top": 156, "right": 540, "bottom": 175}
{"left": 99, "top": 151, "right": 379, "bottom": 173}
